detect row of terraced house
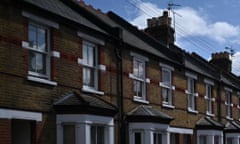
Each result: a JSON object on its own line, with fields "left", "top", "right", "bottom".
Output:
{"left": 1, "top": 0, "right": 240, "bottom": 144}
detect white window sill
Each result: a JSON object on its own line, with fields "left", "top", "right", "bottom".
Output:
{"left": 133, "top": 96, "right": 149, "bottom": 104}
{"left": 187, "top": 107, "right": 199, "bottom": 114}
{"left": 82, "top": 86, "right": 104, "bottom": 95}
{"left": 226, "top": 116, "right": 233, "bottom": 121}
{"left": 206, "top": 112, "right": 215, "bottom": 117}
{"left": 162, "top": 103, "right": 175, "bottom": 109}
{"left": 27, "top": 76, "right": 57, "bottom": 86}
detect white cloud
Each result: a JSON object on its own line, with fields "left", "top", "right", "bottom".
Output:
{"left": 232, "top": 52, "right": 240, "bottom": 76}
{"left": 129, "top": 2, "right": 240, "bottom": 44}
{"left": 128, "top": 1, "right": 240, "bottom": 76}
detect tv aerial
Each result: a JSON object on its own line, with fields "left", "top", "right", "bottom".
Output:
{"left": 167, "top": 2, "right": 181, "bottom": 38}
{"left": 225, "top": 46, "right": 235, "bottom": 57}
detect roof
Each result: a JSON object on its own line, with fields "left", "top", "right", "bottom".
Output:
{"left": 23, "top": 0, "right": 107, "bottom": 34}
{"left": 54, "top": 91, "right": 118, "bottom": 116}
{"left": 196, "top": 117, "right": 224, "bottom": 130}
{"left": 126, "top": 105, "right": 173, "bottom": 123}
{"left": 225, "top": 121, "right": 240, "bottom": 132}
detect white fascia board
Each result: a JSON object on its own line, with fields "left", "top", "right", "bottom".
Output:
{"left": 168, "top": 127, "right": 193, "bottom": 134}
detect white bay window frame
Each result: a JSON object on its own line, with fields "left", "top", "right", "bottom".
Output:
{"left": 197, "top": 130, "right": 223, "bottom": 144}
{"left": 56, "top": 114, "right": 114, "bottom": 144}
{"left": 129, "top": 123, "right": 169, "bottom": 144}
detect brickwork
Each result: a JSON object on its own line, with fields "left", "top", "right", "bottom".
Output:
{"left": 0, "top": 119, "right": 11, "bottom": 144}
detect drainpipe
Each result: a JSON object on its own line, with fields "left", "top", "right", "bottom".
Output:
{"left": 114, "top": 27, "right": 124, "bottom": 144}
{"left": 217, "top": 73, "right": 222, "bottom": 123}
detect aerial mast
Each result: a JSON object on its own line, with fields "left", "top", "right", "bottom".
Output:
{"left": 167, "top": 2, "right": 181, "bottom": 39}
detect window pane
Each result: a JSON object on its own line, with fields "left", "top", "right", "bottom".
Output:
{"left": 88, "top": 46, "right": 94, "bottom": 66}
{"left": 170, "top": 133, "right": 179, "bottom": 144}
{"left": 91, "top": 126, "right": 104, "bottom": 144}
{"left": 199, "top": 135, "right": 207, "bottom": 144}
{"left": 162, "top": 70, "right": 170, "bottom": 86}
{"left": 134, "top": 80, "right": 143, "bottom": 97}
{"left": 29, "top": 24, "right": 37, "bottom": 48}
{"left": 63, "top": 125, "right": 75, "bottom": 144}
{"left": 214, "top": 135, "right": 220, "bottom": 144}
{"left": 134, "top": 132, "right": 142, "bottom": 144}
{"left": 83, "top": 67, "right": 94, "bottom": 87}
{"left": 153, "top": 133, "right": 162, "bottom": 144}
{"left": 37, "top": 28, "right": 47, "bottom": 51}
{"left": 133, "top": 59, "right": 144, "bottom": 79}
{"left": 29, "top": 51, "right": 46, "bottom": 75}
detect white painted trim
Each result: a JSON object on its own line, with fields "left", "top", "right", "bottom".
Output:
{"left": 129, "top": 73, "right": 144, "bottom": 82}
{"left": 98, "top": 64, "right": 106, "bottom": 71}
{"left": 129, "top": 122, "right": 169, "bottom": 130}
{"left": 22, "top": 11, "right": 59, "bottom": 29}
{"left": 204, "top": 78, "right": 214, "bottom": 85}
{"left": 82, "top": 85, "right": 104, "bottom": 95}
{"left": 162, "top": 103, "right": 175, "bottom": 109}
{"left": 133, "top": 97, "right": 149, "bottom": 104}
{"left": 145, "top": 78, "right": 151, "bottom": 84}
{"left": 187, "top": 107, "right": 199, "bottom": 114}
{"left": 27, "top": 76, "right": 57, "bottom": 86}
{"left": 77, "top": 58, "right": 83, "bottom": 65}
{"left": 185, "top": 72, "right": 197, "bottom": 79}
{"left": 51, "top": 51, "right": 60, "bottom": 58}
{"left": 130, "top": 52, "right": 149, "bottom": 62}
{"left": 78, "top": 32, "right": 105, "bottom": 45}
{"left": 0, "top": 108, "right": 42, "bottom": 121}
{"left": 159, "top": 63, "right": 174, "bottom": 71}
{"left": 206, "top": 112, "right": 215, "bottom": 117}
{"left": 168, "top": 127, "right": 193, "bottom": 134}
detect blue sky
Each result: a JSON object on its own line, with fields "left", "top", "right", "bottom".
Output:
{"left": 83, "top": 0, "right": 240, "bottom": 75}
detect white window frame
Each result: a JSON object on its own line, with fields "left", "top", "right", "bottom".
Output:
{"left": 185, "top": 72, "right": 198, "bottom": 113}
{"left": 225, "top": 87, "right": 233, "bottom": 120}
{"left": 197, "top": 130, "right": 223, "bottom": 144}
{"left": 56, "top": 114, "right": 114, "bottom": 144}
{"left": 129, "top": 52, "right": 149, "bottom": 104}
{"left": 22, "top": 22, "right": 57, "bottom": 86}
{"left": 129, "top": 122, "right": 169, "bottom": 144}
{"left": 80, "top": 41, "right": 104, "bottom": 95}
{"left": 204, "top": 79, "right": 215, "bottom": 116}
{"left": 159, "top": 63, "right": 175, "bottom": 108}
{"left": 225, "top": 133, "right": 240, "bottom": 144}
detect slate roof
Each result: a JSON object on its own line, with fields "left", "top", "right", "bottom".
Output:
{"left": 126, "top": 105, "right": 173, "bottom": 123}
{"left": 54, "top": 91, "right": 117, "bottom": 116}
{"left": 225, "top": 121, "right": 240, "bottom": 132}
{"left": 196, "top": 117, "right": 224, "bottom": 130}
{"left": 23, "top": 0, "right": 107, "bottom": 34}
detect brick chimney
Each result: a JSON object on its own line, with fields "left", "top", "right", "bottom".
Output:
{"left": 144, "top": 11, "right": 175, "bottom": 47}
{"left": 209, "top": 52, "right": 232, "bottom": 73}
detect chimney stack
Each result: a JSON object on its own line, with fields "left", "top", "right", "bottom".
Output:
{"left": 210, "top": 52, "right": 232, "bottom": 73}
{"left": 144, "top": 11, "right": 175, "bottom": 47}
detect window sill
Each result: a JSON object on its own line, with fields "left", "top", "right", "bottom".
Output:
{"left": 226, "top": 116, "right": 233, "bottom": 121}
{"left": 27, "top": 76, "right": 57, "bottom": 86}
{"left": 133, "top": 96, "right": 149, "bottom": 104}
{"left": 187, "top": 108, "right": 199, "bottom": 114}
{"left": 206, "top": 112, "right": 215, "bottom": 117}
{"left": 162, "top": 103, "right": 175, "bottom": 109}
{"left": 82, "top": 86, "right": 104, "bottom": 95}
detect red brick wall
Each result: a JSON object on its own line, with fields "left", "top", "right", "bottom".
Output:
{"left": 0, "top": 119, "right": 11, "bottom": 144}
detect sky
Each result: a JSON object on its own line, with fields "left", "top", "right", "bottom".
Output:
{"left": 83, "top": 0, "right": 240, "bottom": 76}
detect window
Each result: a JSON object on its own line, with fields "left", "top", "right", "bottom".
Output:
{"left": 134, "top": 131, "right": 143, "bottom": 144}
{"left": 28, "top": 23, "right": 50, "bottom": 79}
{"left": 133, "top": 58, "right": 145, "bottom": 98}
{"left": 226, "top": 137, "right": 234, "bottom": 144}
{"left": 12, "top": 120, "right": 34, "bottom": 144}
{"left": 63, "top": 125, "right": 75, "bottom": 144}
{"left": 57, "top": 114, "right": 114, "bottom": 144}
{"left": 187, "top": 77, "right": 197, "bottom": 112}
{"left": 206, "top": 84, "right": 213, "bottom": 114}
{"left": 199, "top": 135, "right": 207, "bottom": 144}
{"left": 153, "top": 132, "right": 162, "bottom": 144}
{"left": 160, "top": 64, "right": 175, "bottom": 107}
{"left": 82, "top": 41, "right": 98, "bottom": 90}
{"left": 214, "top": 135, "right": 220, "bottom": 144}
{"left": 170, "top": 133, "right": 179, "bottom": 144}
{"left": 91, "top": 126, "right": 105, "bottom": 144}
{"left": 225, "top": 90, "right": 232, "bottom": 118}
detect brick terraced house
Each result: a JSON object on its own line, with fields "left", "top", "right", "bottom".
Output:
{"left": 0, "top": 0, "right": 240, "bottom": 144}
